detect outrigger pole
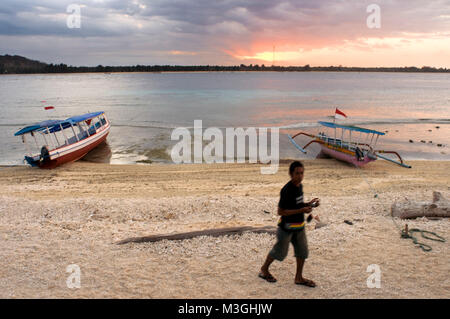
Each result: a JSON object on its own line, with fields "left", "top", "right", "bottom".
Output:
{"left": 374, "top": 151, "right": 412, "bottom": 168}
{"left": 287, "top": 132, "right": 319, "bottom": 153}
{"left": 287, "top": 134, "right": 307, "bottom": 153}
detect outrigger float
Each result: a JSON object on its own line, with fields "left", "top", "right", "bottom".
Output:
{"left": 14, "top": 111, "right": 110, "bottom": 169}
{"left": 288, "top": 121, "right": 411, "bottom": 168}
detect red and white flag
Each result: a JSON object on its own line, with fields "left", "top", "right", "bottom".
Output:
{"left": 44, "top": 106, "right": 55, "bottom": 110}
{"left": 335, "top": 108, "right": 347, "bottom": 120}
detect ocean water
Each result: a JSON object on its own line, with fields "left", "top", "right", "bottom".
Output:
{"left": 0, "top": 71, "right": 449, "bottom": 165}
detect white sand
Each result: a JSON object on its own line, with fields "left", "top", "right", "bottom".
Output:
{"left": 0, "top": 160, "right": 448, "bottom": 298}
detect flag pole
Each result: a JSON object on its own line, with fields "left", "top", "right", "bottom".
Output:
{"left": 333, "top": 107, "right": 337, "bottom": 124}
{"left": 334, "top": 107, "right": 337, "bottom": 142}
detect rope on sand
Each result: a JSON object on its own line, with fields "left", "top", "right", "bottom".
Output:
{"left": 353, "top": 164, "right": 445, "bottom": 252}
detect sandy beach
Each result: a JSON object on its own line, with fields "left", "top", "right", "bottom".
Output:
{"left": 0, "top": 159, "right": 448, "bottom": 298}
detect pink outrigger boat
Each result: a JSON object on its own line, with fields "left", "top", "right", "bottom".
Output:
{"left": 288, "top": 120, "right": 411, "bottom": 168}
{"left": 14, "top": 111, "right": 110, "bottom": 169}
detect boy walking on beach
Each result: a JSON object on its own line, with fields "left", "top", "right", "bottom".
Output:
{"left": 259, "top": 161, "right": 319, "bottom": 287}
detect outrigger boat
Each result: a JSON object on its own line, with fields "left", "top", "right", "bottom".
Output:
{"left": 14, "top": 111, "right": 110, "bottom": 169}
{"left": 288, "top": 121, "right": 411, "bottom": 168}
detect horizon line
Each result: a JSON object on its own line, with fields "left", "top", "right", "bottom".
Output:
{"left": 1, "top": 54, "right": 450, "bottom": 70}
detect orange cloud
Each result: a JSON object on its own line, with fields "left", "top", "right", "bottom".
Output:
{"left": 228, "top": 33, "right": 450, "bottom": 67}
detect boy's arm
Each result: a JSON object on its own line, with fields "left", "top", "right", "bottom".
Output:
{"left": 278, "top": 206, "right": 312, "bottom": 216}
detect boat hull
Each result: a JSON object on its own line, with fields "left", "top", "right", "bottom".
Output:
{"left": 320, "top": 144, "right": 375, "bottom": 167}
{"left": 32, "top": 124, "right": 110, "bottom": 169}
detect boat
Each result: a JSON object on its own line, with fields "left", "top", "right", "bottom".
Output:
{"left": 288, "top": 120, "right": 411, "bottom": 168}
{"left": 14, "top": 111, "right": 110, "bottom": 169}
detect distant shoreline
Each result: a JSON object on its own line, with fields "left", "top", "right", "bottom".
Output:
{"left": 1, "top": 54, "right": 449, "bottom": 75}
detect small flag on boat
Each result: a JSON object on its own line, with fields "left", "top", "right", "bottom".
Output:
{"left": 335, "top": 108, "right": 347, "bottom": 120}
{"left": 44, "top": 106, "right": 55, "bottom": 110}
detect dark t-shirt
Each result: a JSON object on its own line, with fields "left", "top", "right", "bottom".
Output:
{"left": 278, "top": 181, "right": 306, "bottom": 224}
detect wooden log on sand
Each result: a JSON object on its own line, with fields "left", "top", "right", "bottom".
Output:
{"left": 116, "top": 226, "right": 277, "bottom": 245}
{"left": 391, "top": 192, "right": 450, "bottom": 219}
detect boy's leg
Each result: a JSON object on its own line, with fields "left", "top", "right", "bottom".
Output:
{"left": 295, "top": 258, "right": 304, "bottom": 281}
{"left": 292, "top": 230, "right": 316, "bottom": 287}
{"left": 295, "top": 258, "right": 315, "bottom": 287}
{"left": 260, "top": 254, "right": 276, "bottom": 282}
{"left": 259, "top": 228, "right": 291, "bottom": 283}
{"left": 261, "top": 254, "right": 274, "bottom": 272}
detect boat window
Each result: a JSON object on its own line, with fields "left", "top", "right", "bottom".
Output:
{"left": 76, "top": 122, "right": 88, "bottom": 140}
{"left": 64, "top": 124, "right": 78, "bottom": 145}
{"left": 88, "top": 124, "right": 96, "bottom": 135}
{"left": 51, "top": 128, "right": 65, "bottom": 148}
{"left": 95, "top": 117, "right": 102, "bottom": 129}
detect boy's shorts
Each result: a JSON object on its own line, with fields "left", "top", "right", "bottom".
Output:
{"left": 269, "top": 227, "right": 308, "bottom": 261}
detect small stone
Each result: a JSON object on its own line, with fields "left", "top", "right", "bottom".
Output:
{"left": 315, "top": 222, "right": 327, "bottom": 229}
{"left": 409, "top": 140, "right": 413, "bottom": 143}
{"left": 344, "top": 220, "right": 353, "bottom": 225}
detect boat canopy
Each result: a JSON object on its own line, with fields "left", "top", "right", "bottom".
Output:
{"left": 318, "top": 121, "right": 385, "bottom": 136}
{"left": 14, "top": 120, "right": 63, "bottom": 136}
{"left": 14, "top": 111, "right": 105, "bottom": 136}
{"left": 65, "top": 111, "right": 104, "bottom": 124}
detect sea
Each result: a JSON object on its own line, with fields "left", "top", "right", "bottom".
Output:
{"left": 0, "top": 71, "right": 449, "bottom": 165}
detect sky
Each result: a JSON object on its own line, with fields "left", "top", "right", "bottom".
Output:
{"left": 0, "top": 0, "right": 449, "bottom": 67}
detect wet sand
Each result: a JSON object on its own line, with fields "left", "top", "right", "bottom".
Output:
{"left": 0, "top": 160, "right": 448, "bottom": 298}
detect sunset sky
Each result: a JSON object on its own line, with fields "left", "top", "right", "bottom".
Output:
{"left": 1, "top": 0, "right": 449, "bottom": 67}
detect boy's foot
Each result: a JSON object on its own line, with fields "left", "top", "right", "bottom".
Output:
{"left": 258, "top": 271, "right": 277, "bottom": 283}
{"left": 295, "top": 278, "right": 316, "bottom": 287}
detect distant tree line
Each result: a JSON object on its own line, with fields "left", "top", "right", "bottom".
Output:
{"left": 1, "top": 55, "right": 449, "bottom": 74}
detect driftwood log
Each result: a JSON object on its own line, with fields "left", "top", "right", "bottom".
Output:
{"left": 391, "top": 192, "right": 450, "bottom": 219}
{"left": 116, "top": 226, "right": 277, "bottom": 245}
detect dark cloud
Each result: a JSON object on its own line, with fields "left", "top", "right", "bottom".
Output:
{"left": 0, "top": 0, "right": 449, "bottom": 65}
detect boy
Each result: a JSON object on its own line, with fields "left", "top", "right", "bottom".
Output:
{"left": 259, "top": 161, "right": 320, "bottom": 287}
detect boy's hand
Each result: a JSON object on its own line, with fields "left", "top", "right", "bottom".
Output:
{"left": 309, "top": 198, "right": 320, "bottom": 207}
{"left": 301, "top": 206, "right": 313, "bottom": 214}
